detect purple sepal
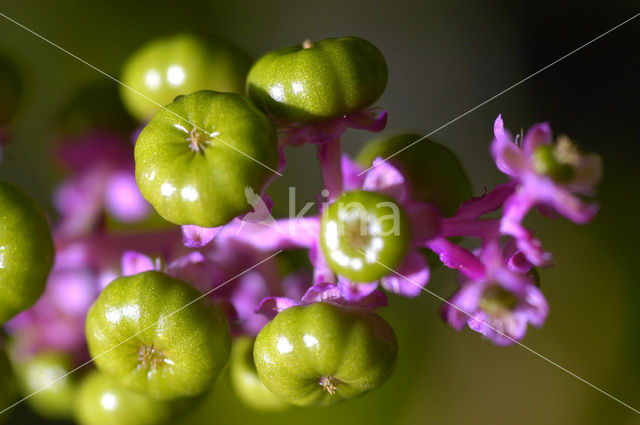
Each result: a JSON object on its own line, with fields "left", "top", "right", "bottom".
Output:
{"left": 362, "top": 157, "right": 407, "bottom": 202}
{"left": 181, "top": 225, "right": 221, "bottom": 248}
{"left": 104, "top": 170, "right": 151, "bottom": 223}
{"left": 342, "top": 107, "right": 388, "bottom": 132}
{"left": 121, "top": 251, "right": 159, "bottom": 276}
{"left": 341, "top": 154, "right": 366, "bottom": 191}
{"left": 380, "top": 251, "right": 430, "bottom": 297}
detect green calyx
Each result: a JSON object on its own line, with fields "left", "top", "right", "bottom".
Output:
{"left": 247, "top": 36, "right": 387, "bottom": 123}
{"left": 0, "top": 180, "right": 55, "bottom": 324}
{"left": 134, "top": 90, "right": 279, "bottom": 228}
{"left": 320, "top": 190, "right": 410, "bottom": 283}
{"left": 357, "top": 133, "right": 472, "bottom": 217}
{"left": 84, "top": 271, "right": 231, "bottom": 400}
{"left": 532, "top": 140, "right": 576, "bottom": 183}
{"left": 253, "top": 302, "right": 398, "bottom": 406}
{"left": 479, "top": 285, "right": 518, "bottom": 317}
{"left": 120, "top": 33, "right": 252, "bottom": 122}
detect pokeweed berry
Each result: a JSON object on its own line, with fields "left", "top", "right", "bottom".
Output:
{"left": 0, "top": 180, "right": 55, "bottom": 324}
{"left": 320, "top": 190, "right": 410, "bottom": 282}
{"left": 11, "top": 351, "right": 77, "bottom": 420}
{"left": 84, "top": 271, "right": 231, "bottom": 400}
{"left": 120, "top": 33, "right": 252, "bottom": 122}
{"left": 253, "top": 302, "right": 398, "bottom": 406}
{"left": 229, "top": 336, "right": 290, "bottom": 411}
{"left": 357, "top": 133, "right": 472, "bottom": 217}
{"left": 247, "top": 36, "right": 387, "bottom": 123}
{"left": 74, "top": 370, "right": 177, "bottom": 425}
{"left": 134, "top": 90, "right": 279, "bottom": 227}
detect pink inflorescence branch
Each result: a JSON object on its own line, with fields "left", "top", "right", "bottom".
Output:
{"left": 6, "top": 110, "right": 602, "bottom": 361}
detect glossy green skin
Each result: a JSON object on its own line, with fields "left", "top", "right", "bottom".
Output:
{"left": 247, "top": 36, "right": 387, "bottom": 123}
{"left": 74, "top": 370, "right": 175, "bottom": 425}
{"left": 14, "top": 351, "right": 76, "bottom": 420}
{"left": 320, "top": 190, "right": 410, "bottom": 282}
{"left": 358, "top": 133, "right": 472, "bottom": 217}
{"left": 120, "top": 33, "right": 252, "bottom": 122}
{"left": 0, "top": 348, "right": 17, "bottom": 423}
{"left": 0, "top": 53, "right": 22, "bottom": 124}
{"left": 254, "top": 302, "right": 398, "bottom": 406}
{"left": 85, "top": 271, "right": 231, "bottom": 400}
{"left": 230, "top": 336, "right": 289, "bottom": 411}
{"left": 135, "top": 90, "right": 278, "bottom": 227}
{"left": 0, "top": 180, "right": 54, "bottom": 324}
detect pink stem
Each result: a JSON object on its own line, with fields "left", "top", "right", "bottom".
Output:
{"left": 317, "top": 138, "right": 344, "bottom": 201}
{"left": 424, "top": 237, "right": 485, "bottom": 280}
{"left": 454, "top": 181, "right": 516, "bottom": 219}
{"left": 220, "top": 217, "right": 320, "bottom": 252}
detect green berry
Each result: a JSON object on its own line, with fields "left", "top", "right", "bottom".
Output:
{"left": 13, "top": 351, "right": 76, "bottom": 420}
{"left": 134, "top": 90, "right": 278, "bottom": 227}
{"left": 254, "top": 302, "right": 398, "bottom": 406}
{"left": 229, "top": 336, "right": 289, "bottom": 411}
{"left": 247, "top": 36, "right": 387, "bottom": 123}
{"left": 0, "top": 180, "right": 55, "bottom": 324}
{"left": 320, "top": 190, "right": 410, "bottom": 282}
{"left": 74, "top": 370, "right": 175, "bottom": 425}
{"left": 85, "top": 271, "right": 231, "bottom": 400}
{"left": 357, "top": 133, "right": 472, "bottom": 217}
{"left": 120, "top": 33, "right": 252, "bottom": 122}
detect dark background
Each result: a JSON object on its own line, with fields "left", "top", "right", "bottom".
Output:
{"left": 0, "top": 1, "right": 638, "bottom": 424}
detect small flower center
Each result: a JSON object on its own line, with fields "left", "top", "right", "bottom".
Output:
{"left": 188, "top": 127, "right": 206, "bottom": 153}
{"left": 532, "top": 140, "right": 576, "bottom": 183}
{"left": 479, "top": 285, "right": 518, "bottom": 317}
{"left": 319, "top": 375, "right": 339, "bottom": 394}
{"left": 137, "top": 344, "right": 166, "bottom": 370}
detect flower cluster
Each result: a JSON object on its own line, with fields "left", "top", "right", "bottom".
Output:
{"left": 0, "top": 34, "right": 604, "bottom": 418}
{"left": 5, "top": 111, "right": 602, "bottom": 363}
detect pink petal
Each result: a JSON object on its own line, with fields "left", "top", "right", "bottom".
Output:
{"left": 337, "top": 277, "right": 379, "bottom": 302}
{"left": 454, "top": 182, "right": 516, "bottom": 219}
{"left": 342, "top": 154, "right": 366, "bottom": 191}
{"left": 104, "top": 170, "right": 150, "bottom": 222}
{"left": 522, "top": 122, "right": 552, "bottom": 156}
{"left": 181, "top": 225, "right": 221, "bottom": 248}
{"left": 255, "top": 297, "right": 300, "bottom": 320}
{"left": 343, "top": 108, "right": 388, "bottom": 132}
{"left": 121, "top": 251, "right": 157, "bottom": 276}
{"left": 425, "top": 238, "right": 485, "bottom": 280}
{"left": 300, "top": 282, "right": 344, "bottom": 304}
{"left": 362, "top": 157, "right": 407, "bottom": 202}
{"left": 381, "top": 251, "right": 429, "bottom": 297}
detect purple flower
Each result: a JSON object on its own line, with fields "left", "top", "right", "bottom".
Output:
{"left": 256, "top": 281, "right": 387, "bottom": 320}
{"left": 53, "top": 131, "right": 150, "bottom": 238}
{"left": 442, "top": 244, "right": 548, "bottom": 345}
{"left": 312, "top": 156, "right": 437, "bottom": 299}
{"left": 491, "top": 115, "right": 602, "bottom": 265}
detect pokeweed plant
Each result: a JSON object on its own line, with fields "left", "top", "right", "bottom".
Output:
{"left": 0, "top": 33, "right": 602, "bottom": 419}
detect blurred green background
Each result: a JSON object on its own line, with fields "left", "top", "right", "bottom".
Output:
{"left": 0, "top": 0, "right": 638, "bottom": 424}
